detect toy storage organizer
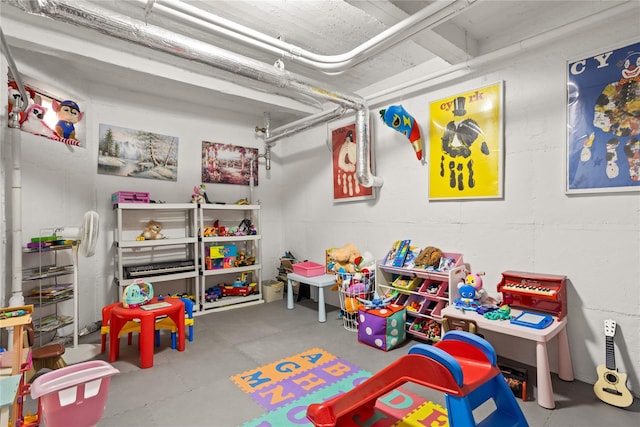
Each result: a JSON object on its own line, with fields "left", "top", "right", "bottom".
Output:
{"left": 376, "top": 252, "right": 466, "bottom": 342}
{"left": 336, "top": 271, "right": 375, "bottom": 331}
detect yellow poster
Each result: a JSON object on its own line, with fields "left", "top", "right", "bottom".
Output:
{"left": 428, "top": 82, "right": 503, "bottom": 199}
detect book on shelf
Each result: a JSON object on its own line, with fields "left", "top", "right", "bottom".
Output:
{"left": 384, "top": 240, "right": 411, "bottom": 267}
{"left": 23, "top": 265, "right": 73, "bottom": 280}
{"left": 26, "top": 283, "right": 73, "bottom": 303}
{"left": 33, "top": 314, "right": 73, "bottom": 333}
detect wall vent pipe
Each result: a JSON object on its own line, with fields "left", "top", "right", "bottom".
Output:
{"left": 6, "top": 0, "right": 382, "bottom": 187}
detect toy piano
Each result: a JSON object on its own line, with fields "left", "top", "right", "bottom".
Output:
{"left": 497, "top": 270, "right": 567, "bottom": 319}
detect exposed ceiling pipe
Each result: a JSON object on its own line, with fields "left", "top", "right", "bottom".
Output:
{"left": 140, "top": 0, "right": 476, "bottom": 74}
{"left": 364, "top": 0, "right": 638, "bottom": 107}
{"left": 6, "top": 0, "right": 382, "bottom": 187}
{"left": 260, "top": 106, "right": 347, "bottom": 145}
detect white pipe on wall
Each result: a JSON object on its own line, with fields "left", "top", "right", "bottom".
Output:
{"left": 9, "top": 129, "right": 23, "bottom": 307}
{"left": 142, "top": 0, "right": 475, "bottom": 73}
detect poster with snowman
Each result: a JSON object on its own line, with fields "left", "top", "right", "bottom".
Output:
{"left": 566, "top": 40, "right": 640, "bottom": 193}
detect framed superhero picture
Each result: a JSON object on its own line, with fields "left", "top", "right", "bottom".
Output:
{"left": 428, "top": 82, "right": 504, "bottom": 200}
{"left": 331, "top": 122, "right": 376, "bottom": 203}
{"left": 566, "top": 40, "right": 640, "bottom": 194}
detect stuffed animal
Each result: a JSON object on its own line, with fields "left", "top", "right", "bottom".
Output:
{"left": 8, "top": 81, "right": 36, "bottom": 122}
{"left": 192, "top": 184, "right": 210, "bottom": 204}
{"left": 19, "top": 104, "right": 58, "bottom": 139}
{"left": 328, "top": 243, "right": 361, "bottom": 273}
{"left": 354, "top": 250, "right": 376, "bottom": 272}
{"left": 414, "top": 246, "right": 443, "bottom": 268}
{"left": 140, "top": 220, "right": 164, "bottom": 240}
{"left": 454, "top": 282, "right": 479, "bottom": 311}
{"left": 52, "top": 99, "right": 83, "bottom": 140}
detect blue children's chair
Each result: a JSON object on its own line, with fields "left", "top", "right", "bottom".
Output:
{"left": 155, "top": 297, "right": 194, "bottom": 349}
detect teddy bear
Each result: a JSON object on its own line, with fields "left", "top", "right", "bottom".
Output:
{"left": 140, "top": 220, "right": 164, "bottom": 240}
{"left": 414, "top": 246, "right": 443, "bottom": 268}
{"left": 328, "top": 243, "right": 361, "bottom": 274}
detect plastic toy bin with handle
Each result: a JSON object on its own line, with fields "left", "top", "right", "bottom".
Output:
{"left": 30, "top": 360, "right": 120, "bottom": 427}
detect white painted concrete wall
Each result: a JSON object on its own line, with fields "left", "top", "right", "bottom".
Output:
{"left": 277, "top": 36, "right": 640, "bottom": 393}
{"left": 1, "top": 7, "right": 638, "bottom": 396}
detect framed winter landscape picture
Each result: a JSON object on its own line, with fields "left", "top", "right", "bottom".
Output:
{"left": 202, "top": 141, "right": 258, "bottom": 186}
{"left": 566, "top": 40, "right": 640, "bottom": 194}
{"left": 97, "top": 124, "right": 179, "bottom": 181}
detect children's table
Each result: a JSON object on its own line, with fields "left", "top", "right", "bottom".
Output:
{"left": 440, "top": 305, "right": 573, "bottom": 409}
{"left": 108, "top": 298, "right": 185, "bottom": 368}
{"left": 287, "top": 273, "right": 336, "bottom": 323}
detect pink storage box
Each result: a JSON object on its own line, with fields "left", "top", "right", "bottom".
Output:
{"left": 292, "top": 261, "right": 325, "bottom": 277}
{"left": 111, "top": 191, "right": 150, "bottom": 204}
{"left": 30, "top": 360, "right": 120, "bottom": 427}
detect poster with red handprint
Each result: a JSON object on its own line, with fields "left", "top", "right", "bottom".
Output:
{"left": 428, "top": 82, "right": 504, "bottom": 200}
{"left": 566, "top": 41, "right": 640, "bottom": 194}
{"left": 331, "top": 123, "right": 375, "bottom": 202}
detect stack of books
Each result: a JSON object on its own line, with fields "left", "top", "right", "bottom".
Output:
{"left": 26, "top": 283, "right": 73, "bottom": 304}
{"left": 33, "top": 313, "right": 73, "bottom": 333}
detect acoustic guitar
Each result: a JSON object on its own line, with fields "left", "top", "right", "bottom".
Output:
{"left": 593, "top": 319, "right": 633, "bottom": 408}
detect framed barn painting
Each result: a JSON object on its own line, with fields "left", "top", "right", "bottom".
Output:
{"left": 97, "top": 124, "right": 178, "bottom": 181}
{"left": 428, "top": 82, "right": 504, "bottom": 200}
{"left": 331, "top": 122, "right": 375, "bottom": 203}
{"left": 566, "top": 40, "right": 640, "bottom": 194}
{"left": 202, "top": 141, "right": 258, "bottom": 186}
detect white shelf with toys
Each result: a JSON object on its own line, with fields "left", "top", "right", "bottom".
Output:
{"left": 113, "top": 203, "right": 200, "bottom": 303}
{"left": 376, "top": 242, "right": 466, "bottom": 342}
{"left": 198, "top": 204, "right": 263, "bottom": 312}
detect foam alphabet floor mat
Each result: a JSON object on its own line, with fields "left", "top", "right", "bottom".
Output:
{"left": 230, "top": 348, "right": 448, "bottom": 427}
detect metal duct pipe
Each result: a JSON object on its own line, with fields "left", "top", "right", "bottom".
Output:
{"left": 141, "top": 0, "right": 474, "bottom": 74}
{"left": 263, "top": 106, "right": 347, "bottom": 145}
{"left": 7, "top": 0, "right": 382, "bottom": 187}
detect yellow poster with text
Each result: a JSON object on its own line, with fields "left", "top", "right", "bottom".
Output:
{"left": 428, "top": 82, "right": 503, "bottom": 199}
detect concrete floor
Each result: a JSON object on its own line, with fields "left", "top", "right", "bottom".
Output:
{"left": 26, "top": 298, "right": 640, "bottom": 426}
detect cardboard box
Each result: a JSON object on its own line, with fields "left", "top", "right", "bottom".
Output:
{"left": 262, "top": 281, "right": 284, "bottom": 303}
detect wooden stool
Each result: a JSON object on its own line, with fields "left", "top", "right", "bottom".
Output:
{"left": 32, "top": 343, "right": 67, "bottom": 371}
{"left": 24, "top": 323, "right": 67, "bottom": 378}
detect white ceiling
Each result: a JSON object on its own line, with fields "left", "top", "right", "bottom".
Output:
{"left": 2, "top": 0, "right": 637, "bottom": 128}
